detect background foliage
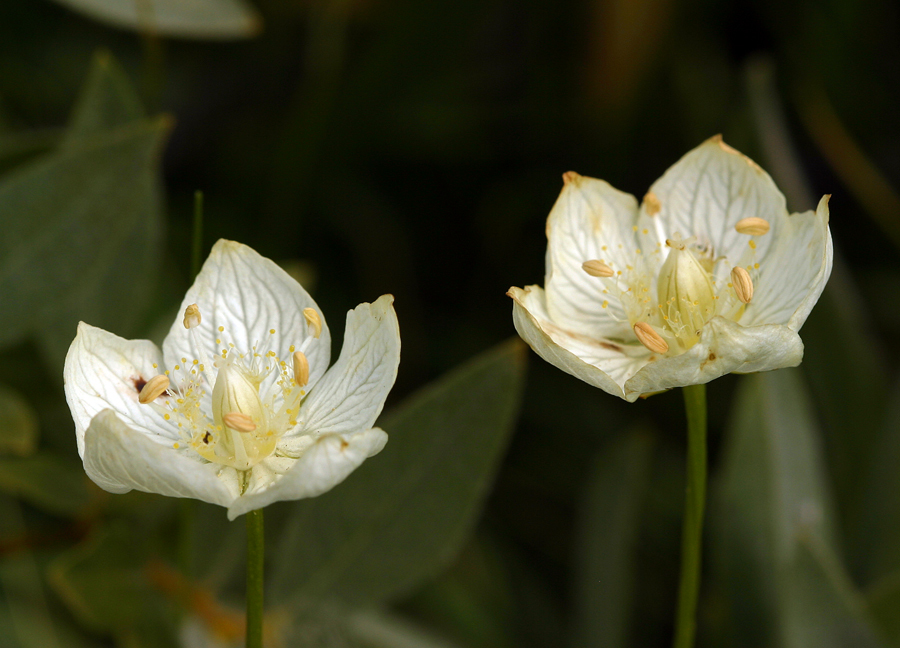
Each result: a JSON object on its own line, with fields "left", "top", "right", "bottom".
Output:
{"left": 0, "top": 0, "right": 898, "bottom": 646}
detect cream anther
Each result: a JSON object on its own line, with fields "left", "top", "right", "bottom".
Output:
{"left": 183, "top": 304, "right": 201, "bottom": 329}
{"left": 634, "top": 322, "right": 668, "bottom": 354}
{"left": 292, "top": 351, "right": 310, "bottom": 387}
{"left": 731, "top": 267, "right": 754, "bottom": 304}
{"left": 643, "top": 191, "right": 661, "bottom": 215}
{"left": 582, "top": 260, "right": 615, "bottom": 278}
{"left": 735, "top": 217, "right": 770, "bottom": 236}
{"left": 223, "top": 412, "right": 257, "bottom": 432}
{"left": 138, "top": 375, "right": 169, "bottom": 404}
{"left": 303, "top": 308, "right": 322, "bottom": 338}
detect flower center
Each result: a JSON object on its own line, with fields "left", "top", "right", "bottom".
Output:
{"left": 581, "top": 220, "right": 768, "bottom": 356}
{"left": 206, "top": 361, "right": 276, "bottom": 471}
{"left": 139, "top": 305, "right": 321, "bottom": 472}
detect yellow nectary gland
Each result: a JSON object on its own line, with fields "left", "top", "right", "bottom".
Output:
{"left": 656, "top": 242, "right": 717, "bottom": 349}
{"left": 204, "top": 362, "right": 276, "bottom": 470}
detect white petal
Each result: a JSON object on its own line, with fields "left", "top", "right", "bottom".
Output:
{"left": 622, "top": 316, "right": 804, "bottom": 399}
{"left": 742, "top": 195, "right": 833, "bottom": 330}
{"left": 162, "top": 239, "right": 331, "bottom": 395}
{"left": 82, "top": 409, "right": 238, "bottom": 506}
{"left": 295, "top": 295, "right": 400, "bottom": 435}
{"left": 645, "top": 136, "right": 787, "bottom": 267}
{"left": 227, "top": 428, "right": 388, "bottom": 519}
{"left": 64, "top": 322, "right": 178, "bottom": 457}
{"left": 544, "top": 173, "right": 644, "bottom": 339}
{"left": 509, "top": 285, "right": 649, "bottom": 400}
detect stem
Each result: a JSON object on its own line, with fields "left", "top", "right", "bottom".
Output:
{"left": 672, "top": 383, "right": 707, "bottom": 648}
{"left": 192, "top": 190, "right": 204, "bottom": 279}
{"left": 136, "top": 0, "right": 165, "bottom": 113}
{"left": 177, "top": 499, "right": 193, "bottom": 577}
{"left": 177, "top": 191, "right": 204, "bottom": 579}
{"left": 246, "top": 509, "right": 265, "bottom": 648}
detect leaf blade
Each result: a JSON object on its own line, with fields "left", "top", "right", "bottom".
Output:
{"left": 264, "top": 339, "right": 527, "bottom": 608}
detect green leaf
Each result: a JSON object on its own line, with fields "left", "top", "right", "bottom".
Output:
{"left": 571, "top": 430, "right": 654, "bottom": 648}
{"left": 0, "top": 118, "right": 169, "bottom": 364}
{"left": 0, "top": 130, "right": 60, "bottom": 172}
{"left": 713, "top": 369, "right": 885, "bottom": 648}
{"left": 858, "top": 378, "right": 900, "bottom": 583}
{"left": 47, "top": 523, "right": 178, "bottom": 645}
{"left": 0, "top": 53, "right": 168, "bottom": 366}
{"left": 48, "top": 0, "right": 262, "bottom": 40}
{"left": 0, "top": 495, "right": 63, "bottom": 648}
{"left": 343, "top": 609, "right": 466, "bottom": 648}
{"left": 801, "top": 266, "right": 889, "bottom": 546}
{"left": 0, "top": 384, "right": 38, "bottom": 456}
{"left": 0, "top": 454, "right": 93, "bottom": 516}
{"left": 263, "top": 339, "right": 527, "bottom": 608}
{"left": 744, "top": 58, "right": 890, "bottom": 567}
{"left": 867, "top": 572, "right": 900, "bottom": 645}
{"left": 63, "top": 50, "right": 144, "bottom": 146}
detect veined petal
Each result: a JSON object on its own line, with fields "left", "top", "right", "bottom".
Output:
{"left": 544, "top": 173, "right": 643, "bottom": 339}
{"left": 623, "top": 317, "right": 804, "bottom": 399}
{"left": 162, "top": 239, "right": 331, "bottom": 395}
{"left": 83, "top": 409, "right": 238, "bottom": 506}
{"left": 743, "top": 195, "right": 833, "bottom": 330}
{"left": 645, "top": 136, "right": 787, "bottom": 267}
{"left": 294, "top": 295, "right": 400, "bottom": 436}
{"left": 509, "top": 285, "right": 649, "bottom": 400}
{"left": 64, "top": 322, "right": 177, "bottom": 456}
{"left": 227, "top": 428, "right": 388, "bottom": 519}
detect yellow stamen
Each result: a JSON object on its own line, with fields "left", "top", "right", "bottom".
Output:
{"left": 633, "top": 322, "right": 668, "bottom": 354}
{"left": 138, "top": 375, "right": 170, "bottom": 404}
{"left": 292, "top": 351, "right": 310, "bottom": 387}
{"left": 303, "top": 308, "right": 322, "bottom": 338}
{"left": 222, "top": 412, "right": 256, "bottom": 433}
{"left": 643, "top": 191, "right": 661, "bottom": 216}
{"left": 582, "top": 260, "right": 615, "bottom": 278}
{"left": 734, "top": 217, "right": 770, "bottom": 236}
{"left": 731, "top": 267, "right": 754, "bottom": 304}
{"left": 183, "top": 304, "right": 201, "bottom": 329}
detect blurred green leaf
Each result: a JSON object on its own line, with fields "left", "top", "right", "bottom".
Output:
{"left": 63, "top": 51, "right": 144, "bottom": 146}
{"left": 799, "top": 259, "right": 888, "bottom": 557}
{"left": 48, "top": 523, "right": 177, "bottom": 646}
{"left": 0, "top": 117, "right": 169, "bottom": 365}
{"left": 0, "top": 52, "right": 168, "bottom": 366}
{"left": 867, "top": 572, "right": 900, "bottom": 646}
{"left": 0, "top": 495, "right": 63, "bottom": 648}
{"left": 266, "top": 339, "right": 526, "bottom": 608}
{"left": 0, "top": 384, "right": 38, "bottom": 457}
{"left": 343, "top": 609, "right": 466, "bottom": 648}
{"left": 713, "top": 369, "right": 884, "bottom": 648}
{"left": 745, "top": 58, "right": 890, "bottom": 553}
{"left": 571, "top": 429, "right": 653, "bottom": 648}
{"left": 0, "top": 130, "right": 60, "bottom": 172}
{"left": 858, "top": 378, "right": 900, "bottom": 584}
{"left": 0, "top": 454, "right": 92, "bottom": 516}
{"left": 47, "top": 0, "right": 262, "bottom": 40}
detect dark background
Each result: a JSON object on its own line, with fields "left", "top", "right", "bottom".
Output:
{"left": 0, "top": 0, "right": 898, "bottom": 646}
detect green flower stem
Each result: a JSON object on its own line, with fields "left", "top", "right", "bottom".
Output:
{"left": 246, "top": 509, "right": 265, "bottom": 648}
{"left": 177, "top": 499, "right": 193, "bottom": 577}
{"left": 672, "top": 383, "right": 707, "bottom": 648}
{"left": 178, "top": 191, "right": 204, "bottom": 580}
{"left": 192, "top": 190, "right": 204, "bottom": 279}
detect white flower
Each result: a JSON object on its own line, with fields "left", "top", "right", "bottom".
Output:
{"left": 508, "top": 136, "right": 832, "bottom": 402}
{"left": 64, "top": 240, "right": 400, "bottom": 519}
